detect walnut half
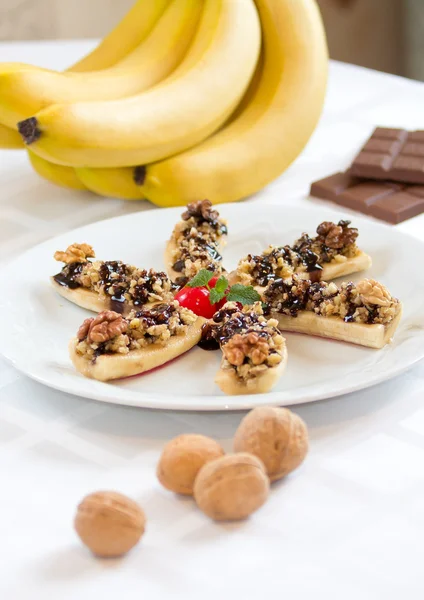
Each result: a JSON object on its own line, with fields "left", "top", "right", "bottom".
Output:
{"left": 223, "top": 332, "right": 270, "bottom": 367}
{"left": 77, "top": 311, "right": 127, "bottom": 343}
{"left": 316, "top": 220, "right": 358, "bottom": 249}
{"left": 54, "top": 243, "right": 95, "bottom": 264}
{"left": 356, "top": 279, "right": 393, "bottom": 307}
{"left": 181, "top": 199, "right": 219, "bottom": 224}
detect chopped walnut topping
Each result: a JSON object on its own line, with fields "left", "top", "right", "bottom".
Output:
{"left": 54, "top": 243, "right": 95, "bottom": 264}
{"left": 264, "top": 274, "right": 400, "bottom": 326}
{"left": 200, "top": 302, "right": 285, "bottom": 382}
{"left": 356, "top": 279, "right": 392, "bottom": 307}
{"left": 170, "top": 201, "right": 227, "bottom": 281}
{"left": 75, "top": 301, "right": 198, "bottom": 362}
{"left": 236, "top": 220, "right": 360, "bottom": 287}
{"left": 78, "top": 311, "right": 127, "bottom": 343}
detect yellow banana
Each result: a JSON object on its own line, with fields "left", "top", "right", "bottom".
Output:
{"left": 69, "top": 0, "right": 172, "bottom": 72}
{"left": 0, "top": 0, "right": 203, "bottom": 127}
{"left": 28, "top": 151, "right": 87, "bottom": 190}
{"left": 0, "top": 0, "right": 171, "bottom": 148}
{"left": 0, "top": 123, "right": 22, "bottom": 149}
{"left": 19, "top": 0, "right": 261, "bottom": 168}
{"left": 79, "top": 0, "right": 328, "bottom": 205}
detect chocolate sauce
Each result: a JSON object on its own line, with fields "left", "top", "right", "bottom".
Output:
{"left": 135, "top": 303, "right": 174, "bottom": 328}
{"left": 198, "top": 323, "right": 220, "bottom": 350}
{"left": 92, "top": 341, "right": 107, "bottom": 362}
{"left": 110, "top": 292, "right": 126, "bottom": 314}
{"left": 172, "top": 259, "right": 185, "bottom": 272}
{"left": 53, "top": 262, "right": 84, "bottom": 289}
{"left": 198, "top": 307, "right": 265, "bottom": 351}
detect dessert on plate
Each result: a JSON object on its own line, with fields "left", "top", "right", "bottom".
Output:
{"left": 70, "top": 302, "right": 205, "bottom": 381}
{"left": 262, "top": 275, "right": 402, "bottom": 349}
{"left": 230, "top": 220, "right": 371, "bottom": 288}
{"left": 52, "top": 243, "right": 173, "bottom": 314}
{"left": 200, "top": 302, "right": 287, "bottom": 395}
{"left": 50, "top": 202, "right": 402, "bottom": 395}
{"left": 164, "top": 199, "right": 228, "bottom": 286}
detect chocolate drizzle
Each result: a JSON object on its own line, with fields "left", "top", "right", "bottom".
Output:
{"left": 53, "top": 262, "right": 84, "bottom": 289}
{"left": 135, "top": 303, "right": 175, "bottom": 328}
{"left": 198, "top": 306, "right": 268, "bottom": 351}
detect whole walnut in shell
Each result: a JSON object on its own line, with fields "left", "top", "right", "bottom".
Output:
{"left": 233, "top": 407, "right": 308, "bottom": 482}
{"left": 157, "top": 434, "right": 225, "bottom": 496}
{"left": 74, "top": 491, "right": 146, "bottom": 558}
{"left": 193, "top": 453, "right": 269, "bottom": 521}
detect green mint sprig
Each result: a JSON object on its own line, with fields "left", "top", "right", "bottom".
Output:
{"left": 186, "top": 269, "right": 261, "bottom": 306}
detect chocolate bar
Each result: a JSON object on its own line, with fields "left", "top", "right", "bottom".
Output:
{"left": 350, "top": 127, "right": 424, "bottom": 184}
{"left": 310, "top": 172, "right": 424, "bottom": 224}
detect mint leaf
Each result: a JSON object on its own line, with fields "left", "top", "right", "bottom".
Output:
{"left": 209, "top": 275, "right": 229, "bottom": 304}
{"left": 186, "top": 269, "right": 214, "bottom": 288}
{"left": 209, "top": 287, "right": 226, "bottom": 305}
{"left": 227, "top": 284, "right": 261, "bottom": 305}
{"left": 214, "top": 275, "right": 228, "bottom": 295}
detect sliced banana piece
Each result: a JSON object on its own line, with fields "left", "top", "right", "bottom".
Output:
{"left": 200, "top": 302, "right": 287, "bottom": 395}
{"left": 273, "top": 307, "right": 402, "bottom": 349}
{"left": 52, "top": 277, "right": 107, "bottom": 313}
{"left": 164, "top": 200, "right": 227, "bottom": 283}
{"left": 215, "top": 345, "right": 287, "bottom": 396}
{"left": 264, "top": 276, "right": 402, "bottom": 349}
{"left": 230, "top": 219, "right": 371, "bottom": 287}
{"left": 70, "top": 304, "right": 205, "bottom": 381}
{"left": 52, "top": 242, "right": 173, "bottom": 314}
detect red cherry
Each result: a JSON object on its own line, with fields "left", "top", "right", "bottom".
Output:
{"left": 174, "top": 286, "right": 217, "bottom": 319}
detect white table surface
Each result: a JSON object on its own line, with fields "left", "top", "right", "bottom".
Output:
{"left": 1, "top": 40, "right": 424, "bottom": 600}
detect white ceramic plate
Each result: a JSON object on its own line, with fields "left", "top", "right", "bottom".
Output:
{"left": 0, "top": 203, "right": 423, "bottom": 411}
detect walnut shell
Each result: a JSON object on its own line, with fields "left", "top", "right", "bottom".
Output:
{"left": 233, "top": 407, "right": 308, "bottom": 482}
{"left": 193, "top": 453, "right": 269, "bottom": 521}
{"left": 157, "top": 434, "right": 225, "bottom": 496}
{"left": 74, "top": 491, "right": 145, "bottom": 557}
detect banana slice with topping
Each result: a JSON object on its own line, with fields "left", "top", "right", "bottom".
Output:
{"left": 229, "top": 220, "right": 371, "bottom": 288}
{"left": 200, "top": 302, "right": 287, "bottom": 395}
{"left": 70, "top": 302, "right": 205, "bottom": 381}
{"left": 164, "top": 200, "right": 227, "bottom": 286}
{"left": 52, "top": 243, "right": 173, "bottom": 314}
{"left": 263, "top": 276, "right": 402, "bottom": 349}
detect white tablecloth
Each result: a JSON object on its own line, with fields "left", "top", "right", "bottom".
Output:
{"left": 1, "top": 41, "right": 424, "bottom": 600}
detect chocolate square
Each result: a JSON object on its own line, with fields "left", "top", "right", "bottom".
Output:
{"left": 368, "top": 192, "right": 424, "bottom": 224}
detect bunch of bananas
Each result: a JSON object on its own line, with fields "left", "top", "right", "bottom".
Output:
{"left": 0, "top": 0, "right": 328, "bottom": 206}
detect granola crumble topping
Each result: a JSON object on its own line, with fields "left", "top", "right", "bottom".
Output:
{"left": 75, "top": 301, "right": 198, "bottom": 362}
{"left": 53, "top": 245, "right": 173, "bottom": 312}
{"left": 237, "top": 220, "right": 360, "bottom": 287}
{"left": 263, "top": 275, "right": 399, "bottom": 325}
{"left": 170, "top": 200, "right": 228, "bottom": 280}
{"left": 200, "top": 302, "right": 285, "bottom": 382}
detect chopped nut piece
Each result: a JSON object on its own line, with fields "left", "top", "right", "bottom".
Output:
{"left": 181, "top": 199, "right": 219, "bottom": 224}
{"left": 356, "top": 279, "right": 393, "bottom": 307}
{"left": 316, "top": 220, "right": 358, "bottom": 250}
{"left": 54, "top": 243, "right": 95, "bottom": 264}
